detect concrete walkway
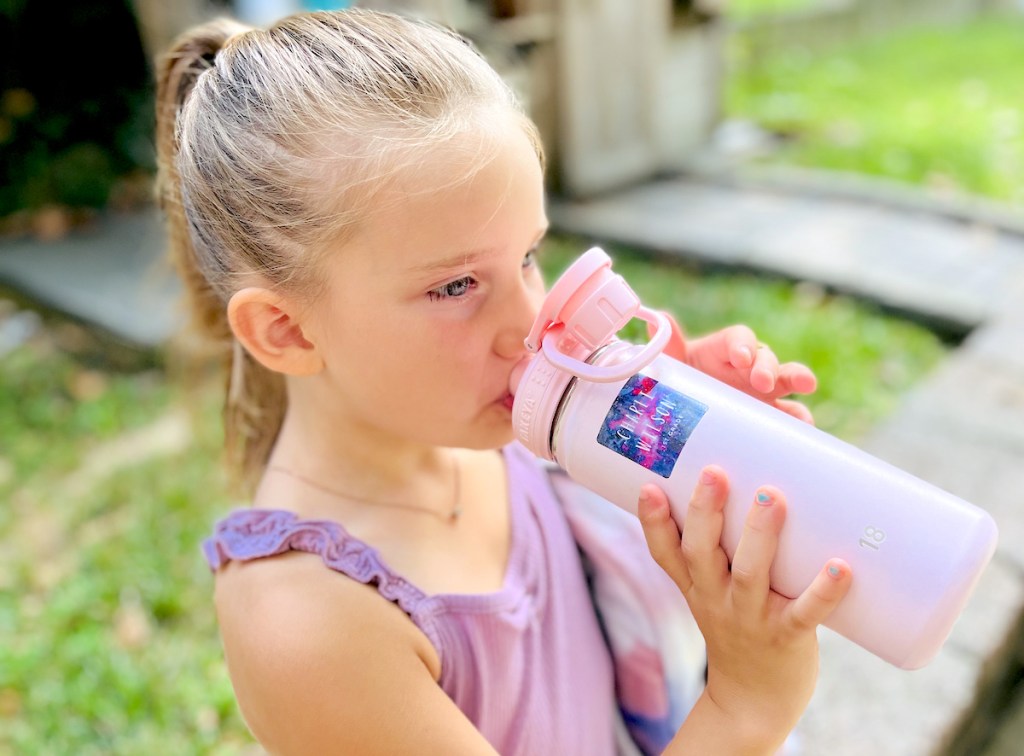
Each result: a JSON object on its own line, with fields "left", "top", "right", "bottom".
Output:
{"left": 2, "top": 173, "right": 1023, "bottom": 755}
{"left": 0, "top": 209, "right": 181, "bottom": 349}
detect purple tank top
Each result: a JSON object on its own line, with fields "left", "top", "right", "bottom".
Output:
{"left": 203, "top": 444, "right": 618, "bottom": 755}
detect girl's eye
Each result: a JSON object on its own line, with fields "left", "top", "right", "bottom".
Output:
{"left": 523, "top": 247, "right": 539, "bottom": 269}
{"left": 428, "top": 276, "right": 476, "bottom": 302}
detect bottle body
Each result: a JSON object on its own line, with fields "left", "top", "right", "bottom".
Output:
{"left": 540, "top": 341, "right": 997, "bottom": 670}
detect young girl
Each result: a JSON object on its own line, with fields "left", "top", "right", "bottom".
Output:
{"left": 156, "top": 9, "right": 851, "bottom": 754}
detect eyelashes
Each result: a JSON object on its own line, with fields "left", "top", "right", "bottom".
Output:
{"left": 427, "top": 276, "right": 476, "bottom": 301}
{"left": 426, "top": 246, "right": 541, "bottom": 303}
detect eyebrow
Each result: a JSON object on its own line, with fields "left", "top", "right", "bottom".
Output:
{"left": 411, "top": 226, "right": 549, "bottom": 275}
{"left": 412, "top": 247, "right": 500, "bottom": 275}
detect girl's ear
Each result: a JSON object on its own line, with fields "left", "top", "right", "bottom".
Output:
{"left": 227, "top": 287, "right": 324, "bottom": 376}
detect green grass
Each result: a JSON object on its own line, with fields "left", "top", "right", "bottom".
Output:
{"left": 728, "top": 15, "right": 1024, "bottom": 204}
{"left": 0, "top": 241, "right": 947, "bottom": 752}
{"left": 0, "top": 325, "right": 253, "bottom": 754}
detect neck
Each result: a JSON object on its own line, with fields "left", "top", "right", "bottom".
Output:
{"left": 265, "top": 390, "right": 453, "bottom": 504}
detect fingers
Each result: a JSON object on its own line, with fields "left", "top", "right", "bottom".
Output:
{"left": 785, "top": 559, "right": 853, "bottom": 632}
{"left": 751, "top": 351, "right": 816, "bottom": 398}
{"left": 750, "top": 343, "right": 780, "bottom": 394}
{"left": 658, "top": 468, "right": 852, "bottom": 644}
{"left": 723, "top": 325, "right": 759, "bottom": 370}
{"left": 638, "top": 484, "right": 692, "bottom": 594}
{"left": 717, "top": 326, "right": 818, "bottom": 400}
{"left": 775, "top": 398, "right": 816, "bottom": 425}
{"left": 680, "top": 466, "right": 731, "bottom": 592}
{"left": 777, "top": 361, "right": 817, "bottom": 396}
{"left": 729, "top": 486, "right": 787, "bottom": 616}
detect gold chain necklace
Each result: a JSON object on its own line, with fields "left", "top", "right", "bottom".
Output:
{"left": 268, "top": 453, "right": 462, "bottom": 524}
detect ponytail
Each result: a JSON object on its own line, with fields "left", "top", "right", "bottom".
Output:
{"left": 154, "top": 18, "right": 285, "bottom": 495}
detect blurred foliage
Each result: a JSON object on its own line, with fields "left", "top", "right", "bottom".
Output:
{"left": 0, "top": 0, "right": 154, "bottom": 219}
{"left": 728, "top": 15, "right": 1024, "bottom": 204}
{"left": 729, "top": 0, "right": 819, "bottom": 20}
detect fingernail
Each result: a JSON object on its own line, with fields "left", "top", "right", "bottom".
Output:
{"left": 756, "top": 491, "right": 773, "bottom": 506}
{"left": 639, "top": 487, "right": 651, "bottom": 505}
{"left": 700, "top": 468, "right": 716, "bottom": 486}
{"left": 738, "top": 346, "right": 753, "bottom": 364}
{"left": 828, "top": 563, "right": 843, "bottom": 579}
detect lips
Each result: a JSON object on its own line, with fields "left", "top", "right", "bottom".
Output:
{"left": 499, "top": 356, "right": 535, "bottom": 411}
{"left": 508, "top": 356, "right": 532, "bottom": 397}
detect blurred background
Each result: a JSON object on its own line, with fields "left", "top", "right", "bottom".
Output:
{"left": 1, "top": 1, "right": 1022, "bottom": 753}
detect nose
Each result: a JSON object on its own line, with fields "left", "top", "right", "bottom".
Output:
{"left": 494, "top": 278, "right": 543, "bottom": 360}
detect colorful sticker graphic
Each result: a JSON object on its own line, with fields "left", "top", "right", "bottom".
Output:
{"left": 596, "top": 374, "right": 708, "bottom": 478}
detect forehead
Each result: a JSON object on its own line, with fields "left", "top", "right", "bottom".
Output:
{"left": 344, "top": 122, "right": 545, "bottom": 270}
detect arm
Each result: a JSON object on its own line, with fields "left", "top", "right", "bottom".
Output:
{"left": 213, "top": 553, "right": 499, "bottom": 755}
{"left": 638, "top": 467, "right": 852, "bottom": 755}
{"left": 650, "top": 312, "right": 818, "bottom": 424}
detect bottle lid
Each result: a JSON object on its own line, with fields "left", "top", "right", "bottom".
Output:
{"left": 510, "top": 247, "right": 672, "bottom": 458}
{"left": 524, "top": 247, "right": 616, "bottom": 352}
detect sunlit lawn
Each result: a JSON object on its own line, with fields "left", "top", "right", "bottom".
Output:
{"left": 728, "top": 15, "right": 1024, "bottom": 204}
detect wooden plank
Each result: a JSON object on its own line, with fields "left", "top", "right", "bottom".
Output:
{"left": 556, "top": 0, "right": 665, "bottom": 196}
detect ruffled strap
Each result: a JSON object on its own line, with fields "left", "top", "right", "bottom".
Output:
{"left": 203, "top": 508, "right": 429, "bottom": 615}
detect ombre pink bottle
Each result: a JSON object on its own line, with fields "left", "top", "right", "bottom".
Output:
{"left": 510, "top": 247, "right": 997, "bottom": 670}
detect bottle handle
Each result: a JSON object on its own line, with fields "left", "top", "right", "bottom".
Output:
{"left": 541, "top": 306, "right": 672, "bottom": 382}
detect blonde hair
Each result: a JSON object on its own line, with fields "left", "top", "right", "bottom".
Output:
{"left": 155, "top": 9, "right": 543, "bottom": 492}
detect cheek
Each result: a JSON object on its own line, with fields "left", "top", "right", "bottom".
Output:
{"left": 431, "top": 324, "right": 483, "bottom": 376}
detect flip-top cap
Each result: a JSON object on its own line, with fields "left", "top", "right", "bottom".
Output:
{"left": 525, "top": 247, "right": 632, "bottom": 352}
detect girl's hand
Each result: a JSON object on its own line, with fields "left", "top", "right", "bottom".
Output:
{"left": 639, "top": 466, "right": 852, "bottom": 754}
{"left": 649, "top": 313, "right": 817, "bottom": 424}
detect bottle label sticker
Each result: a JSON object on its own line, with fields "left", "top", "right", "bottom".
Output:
{"left": 596, "top": 374, "right": 708, "bottom": 478}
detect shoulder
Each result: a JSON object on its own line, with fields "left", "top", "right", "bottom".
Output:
{"left": 215, "top": 549, "right": 432, "bottom": 654}
{"left": 213, "top": 552, "right": 451, "bottom": 753}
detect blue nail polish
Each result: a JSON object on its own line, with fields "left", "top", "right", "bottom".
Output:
{"left": 828, "top": 565, "right": 842, "bottom": 578}
{"left": 756, "top": 492, "right": 772, "bottom": 505}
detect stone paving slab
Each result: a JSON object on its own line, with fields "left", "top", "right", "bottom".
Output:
{"left": 0, "top": 209, "right": 180, "bottom": 348}
{"left": 694, "top": 162, "right": 1024, "bottom": 240}
{"left": 550, "top": 178, "right": 1024, "bottom": 333}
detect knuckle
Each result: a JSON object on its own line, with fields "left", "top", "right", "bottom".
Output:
{"left": 729, "top": 564, "right": 759, "bottom": 591}
{"left": 679, "top": 539, "right": 708, "bottom": 566}
{"left": 691, "top": 491, "right": 725, "bottom": 516}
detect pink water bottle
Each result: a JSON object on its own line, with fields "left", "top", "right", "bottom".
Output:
{"left": 510, "top": 247, "right": 998, "bottom": 669}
